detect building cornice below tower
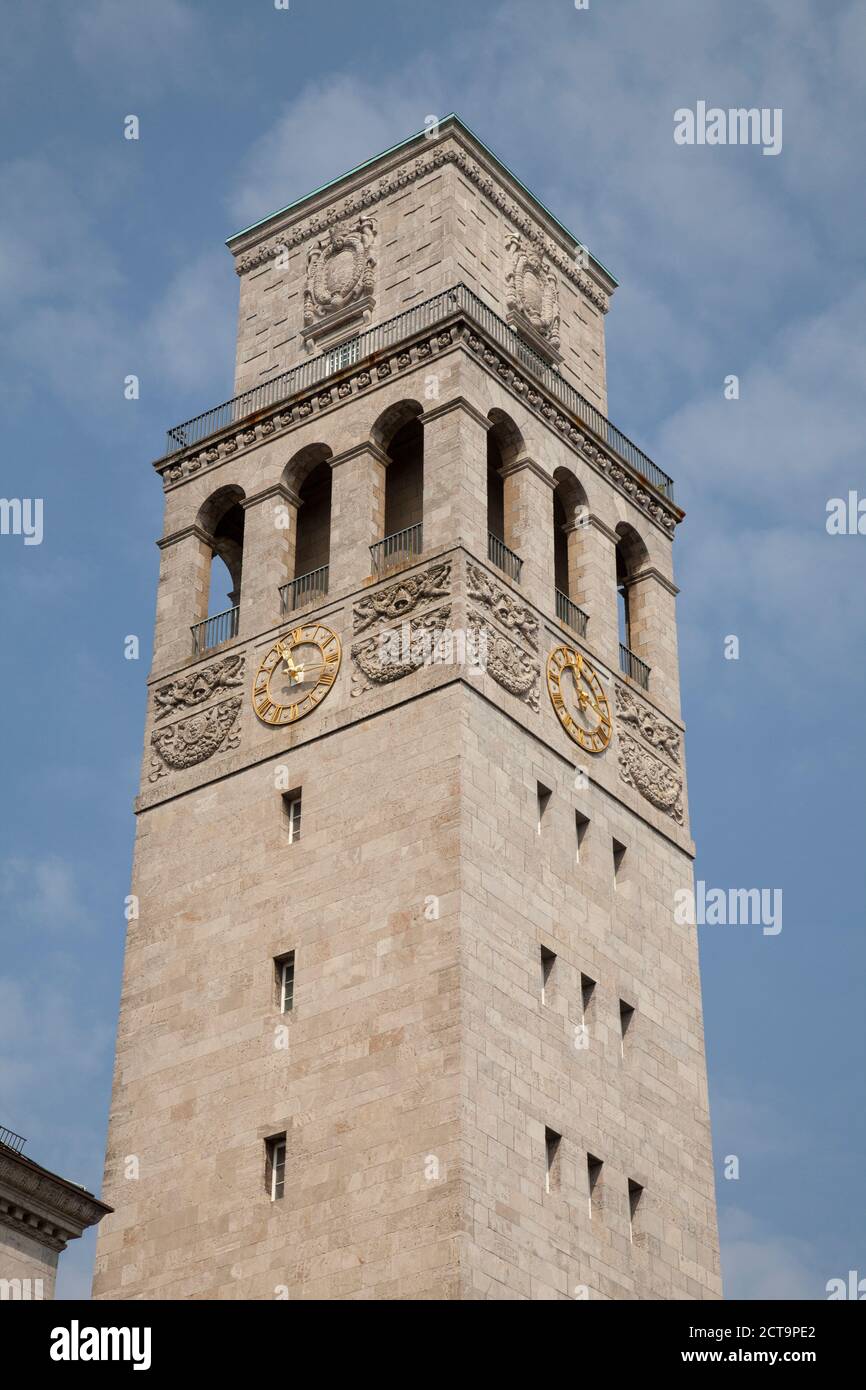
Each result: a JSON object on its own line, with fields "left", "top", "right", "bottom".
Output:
{"left": 155, "top": 285, "right": 680, "bottom": 538}
{"left": 0, "top": 1145, "right": 111, "bottom": 1254}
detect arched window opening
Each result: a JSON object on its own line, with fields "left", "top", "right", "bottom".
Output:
{"left": 486, "top": 410, "right": 524, "bottom": 582}
{"left": 552, "top": 467, "right": 589, "bottom": 634}
{"left": 194, "top": 486, "right": 245, "bottom": 655}
{"left": 281, "top": 444, "right": 333, "bottom": 613}
{"left": 371, "top": 400, "right": 424, "bottom": 573}
{"left": 615, "top": 522, "right": 651, "bottom": 687}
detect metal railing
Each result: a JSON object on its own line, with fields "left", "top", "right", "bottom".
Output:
{"left": 0, "top": 1126, "right": 26, "bottom": 1154}
{"left": 488, "top": 532, "right": 523, "bottom": 583}
{"left": 370, "top": 523, "right": 423, "bottom": 576}
{"left": 191, "top": 604, "right": 239, "bottom": 657}
{"left": 279, "top": 564, "right": 330, "bottom": 615}
{"left": 619, "top": 642, "right": 650, "bottom": 690}
{"left": 160, "top": 283, "right": 675, "bottom": 503}
{"left": 556, "top": 589, "right": 589, "bottom": 636}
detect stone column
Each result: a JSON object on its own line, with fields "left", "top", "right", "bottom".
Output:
{"left": 328, "top": 441, "right": 388, "bottom": 594}
{"left": 499, "top": 456, "right": 555, "bottom": 613}
{"left": 151, "top": 524, "right": 212, "bottom": 678}
{"left": 622, "top": 567, "right": 681, "bottom": 717}
{"left": 574, "top": 515, "right": 619, "bottom": 674}
{"left": 240, "top": 483, "right": 298, "bottom": 636}
{"left": 420, "top": 396, "right": 489, "bottom": 558}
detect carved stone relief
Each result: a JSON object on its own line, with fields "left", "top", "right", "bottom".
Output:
{"left": 466, "top": 561, "right": 539, "bottom": 649}
{"left": 149, "top": 696, "right": 242, "bottom": 781}
{"left": 302, "top": 215, "right": 376, "bottom": 349}
{"left": 153, "top": 654, "right": 245, "bottom": 721}
{"left": 351, "top": 604, "right": 452, "bottom": 696}
{"left": 468, "top": 607, "right": 540, "bottom": 711}
{"left": 617, "top": 729, "right": 684, "bottom": 825}
{"left": 353, "top": 562, "right": 451, "bottom": 634}
{"left": 505, "top": 232, "right": 560, "bottom": 354}
{"left": 615, "top": 682, "right": 681, "bottom": 763}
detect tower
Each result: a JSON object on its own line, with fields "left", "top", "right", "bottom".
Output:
{"left": 94, "top": 116, "right": 721, "bottom": 1301}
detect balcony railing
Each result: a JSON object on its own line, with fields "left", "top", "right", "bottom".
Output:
{"left": 279, "top": 564, "right": 329, "bottom": 615}
{"left": 191, "top": 604, "right": 239, "bottom": 657}
{"left": 488, "top": 532, "right": 523, "bottom": 583}
{"left": 555, "top": 589, "right": 589, "bottom": 637}
{"left": 160, "top": 283, "right": 675, "bottom": 504}
{"left": 370, "top": 523, "right": 423, "bottom": 576}
{"left": 0, "top": 1126, "right": 26, "bottom": 1154}
{"left": 619, "top": 642, "right": 650, "bottom": 690}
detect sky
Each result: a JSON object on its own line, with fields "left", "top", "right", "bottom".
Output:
{"left": 1, "top": 0, "right": 863, "bottom": 1301}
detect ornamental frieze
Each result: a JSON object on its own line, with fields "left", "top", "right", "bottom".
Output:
{"left": 615, "top": 682, "right": 681, "bottom": 763}
{"left": 617, "top": 729, "right": 684, "bottom": 825}
{"left": 351, "top": 604, "right": 453, "bottom": 696}
{"left": 468, "top": 607, "right": 540, "bottom": 711}
{"left": 149, "top": 695, "right": 242, "bottom": 781}
{"left": 232, "top": 145, "right": 610, "bottom": 313}
{"left": 353, "top": 562, "right": 451, "bottom": 634}
{"left": 159, "top": 322, "right": 676, "bottom": 539}
{"left": 154, "top": 654, "right": 245, "bottom": 721}
{"left": 466, "top": 561, "right": 539, "bottom": 649}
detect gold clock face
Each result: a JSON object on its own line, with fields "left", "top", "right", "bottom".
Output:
{"left": 253, "top": 623, "right": 341, "bottom": 726}
{"left": 546, "top": 645, "right": 612, "bottom": 753}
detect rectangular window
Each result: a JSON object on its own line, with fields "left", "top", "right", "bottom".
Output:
{"left": 537, "top": 782, "right": 552, "bottom": 834}
{"left": 266, "top": 1134, "right": 287, "bottom": 1201}
{"left": 628, "top": 1179, "right": 644, "bottom": 1241}
{"left": 545, "top": 1127, "right": 562, "bottom": 1194}
{"left": 575, "top": 810, "right": 589, "bottom": 863}
{"left": 325, "top": 336, "right": 360, "bottom": 374}
{"left": 275, "top": 952, "right": 295, "bottom": 1013}
{"left": 612, "top": 837, "right": 627, "bottom": 885}
{"left": 619, "top": 999, "right": 635, "bottom": 1055}
{"left": 283, "top": 790, "right": 302, "bottom": 843}
{"left": 587, "top": 1153, "right": 603, "bottom": 1216}
{"left": 540, "top": 946, "right": 556, "bottom": 1006}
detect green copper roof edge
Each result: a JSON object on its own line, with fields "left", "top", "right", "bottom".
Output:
{"left": 225, "top": 113, "right": 617, "bottom": 286}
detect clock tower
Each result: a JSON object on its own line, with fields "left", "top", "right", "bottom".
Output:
{"left": 94, "top": 116, "right": 721, "bottom": 1300}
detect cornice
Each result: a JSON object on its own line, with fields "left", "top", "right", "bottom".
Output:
{"left": 157, "top": 320, "right": 679, "bottom": 539}
{"left": 421, "top": 394, "right": 492, "bottom": 432}
{"left": 157, "top": 523, "right": 212, "bottom": 551}
{"left": 230, "top": 133, "right": 612, "bottom": 314}
{"left": 0, "top": 1149, "right": 111, "bottom": 1252}
{"left": 499, "top": 456, "right": 558, "bottom": 491}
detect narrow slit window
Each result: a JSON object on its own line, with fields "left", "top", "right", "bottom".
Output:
{"left": 266, "top": 1134, "right": 287, "bottom": 1201}
{"left": 540, "top": 946, "right": 556, "bottom": 1005}
{"left": 575, "top": 810, "right": 589, "bottom": 862}
{"left": 628, "top": 1179, "right": 644, "bottom": 1240}
{"left": 587, "top": 1153, "right": 603, "bottom": 1215}
{"left": 545, "top": 1127, "right": 562, "bottom": 1194}
{"left": 619, "top": 999, "right": 635, "bottom": 1055}
{"left": 612, "top": 837, "right": 626, "bottom": 885}
{"left": 275, "top": 952, "right": 295, "bottom": 1013}
{"left": 283, "top": 790, "right": 302, "bottom": 843}
{"left": 581, "top": 972, "right": 596, "bottom": 1022}
{"left": 537, "top": 783, "right": 552, "bottom": 834}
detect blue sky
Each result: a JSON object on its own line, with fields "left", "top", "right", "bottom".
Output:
{"left": 1, "top": 0, "right": 863, "bottom": 1300}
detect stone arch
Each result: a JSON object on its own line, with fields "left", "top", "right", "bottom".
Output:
{"left": 615, "top": 521, "right": 650, "bottom": 652}
{"left": 487, "top": 409, "right": 526, "bottom": 554}
{"left": 371, "top": 400, "right": 424, "bottom": 541}
{"left": 196, "top": 484, "right": 246, "bottom": 609}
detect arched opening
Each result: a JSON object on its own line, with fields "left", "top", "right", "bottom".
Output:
{"left": 371, "top": 400, "right": 424, "bottom": 570}
{"left": 552, "top": 467, "right": 589, "bottom": 631}
{"left": 283, "top": 444, "right": 333, "bottom": 610}
{"left": 195, "top": 485, "right": 245, "bottom": 653}
{"left": 615, "top": 522, "right": 650, "bottom": 655}
{"left": 486, "top": 410, "right": 525, "bottom": 580}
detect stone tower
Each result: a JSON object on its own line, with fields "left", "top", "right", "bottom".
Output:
{"left": 94, "top": 116, "right": 721, "bottom": 1301}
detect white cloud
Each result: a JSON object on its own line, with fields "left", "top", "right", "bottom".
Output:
{"left": 0, "top": 856, "right": 88, "bottom": 933}
{"left": 720, "top": 1207, "right": 820, "bottom": 1299}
